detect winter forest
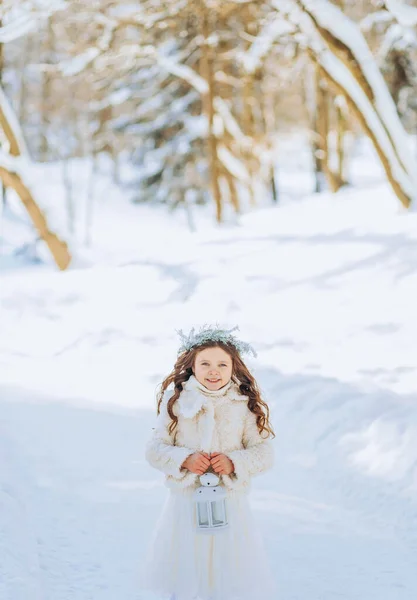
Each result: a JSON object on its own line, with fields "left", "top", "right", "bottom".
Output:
{"left": 1, "top": 0, "right": 417, "bottom": 599}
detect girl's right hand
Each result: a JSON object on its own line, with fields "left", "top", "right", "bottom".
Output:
{"left": 181, "top": 452, "right": 211, "bottom": 475}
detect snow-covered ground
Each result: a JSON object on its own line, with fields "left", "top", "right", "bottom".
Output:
{"left": 1, "top": 141, "right": 417, "bottom": 599}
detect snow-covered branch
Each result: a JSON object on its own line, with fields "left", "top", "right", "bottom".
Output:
{"left": 384, "top": 0, "right": 417, "bottom": 27}
{"left": 58, "top": 14, "right": 121, "bottom": 76}
{"left": 213, "top": 97, "right": 251, "bottom": 149}
{"left": 0, "top": 0, "right": 65, "bottom": 42}
{"left": 241, "top": 15, "right": 296, "bottom": 74}
{"left": 296, "top": 0, "right": 416, "bottom": 180}
{"left": 152, "top": 53, "right": 209, "bottom": 94}
{"left": 360, "top": 10, "right": 393, "bottom": 33}
{"left": 275, "top": 0, "right": 417, "bottom": 207}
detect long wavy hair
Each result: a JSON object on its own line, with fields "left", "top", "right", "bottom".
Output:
{"left": 157, "top": 341, "right": 275, "bottom": 439}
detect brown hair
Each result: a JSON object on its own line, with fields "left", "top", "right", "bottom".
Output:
{"left": 157, "top": 341, "right": 275, "bottom": 439}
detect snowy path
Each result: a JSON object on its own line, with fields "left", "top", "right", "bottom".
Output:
{"left": 1, "top": 375, "right": 415, "bottom": 600}
{"left": 1, "top": 187, "right": 417, "bottom": 599}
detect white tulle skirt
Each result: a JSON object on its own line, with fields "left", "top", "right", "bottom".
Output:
{"left": 142, "top": 487, "right": 276, "bottom": 600}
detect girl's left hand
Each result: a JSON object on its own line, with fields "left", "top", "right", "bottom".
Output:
{"left": 210, "top": 452, "right": 235, "bottom": 475}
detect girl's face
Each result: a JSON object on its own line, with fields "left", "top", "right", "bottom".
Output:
{"left": 193, "top": 346, "right": 233, "bottom": 390}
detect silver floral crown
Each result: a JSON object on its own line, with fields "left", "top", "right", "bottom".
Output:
{"left": 176, "top": 325, "right": 257, "bottom": 357}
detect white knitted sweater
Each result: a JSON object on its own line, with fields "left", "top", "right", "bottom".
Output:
{"left": 145, "top": 375, "right": 274, "bottom": 493}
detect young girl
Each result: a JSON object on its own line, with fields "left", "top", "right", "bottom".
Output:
{"left": 144, "top": 326, "right": 275, "bottom": 600}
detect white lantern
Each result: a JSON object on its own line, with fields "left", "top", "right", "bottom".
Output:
{"left": 194, "top": 472, "right": 228, "bottom": 533}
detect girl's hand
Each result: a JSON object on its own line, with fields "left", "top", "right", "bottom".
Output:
{"left": 181, "top": 452, "right": 211, "bottom": 475}
{"left": 210, "top": 452, "right": 235, "bottom": 475}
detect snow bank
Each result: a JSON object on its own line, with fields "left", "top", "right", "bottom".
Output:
{"left": 1, "top": 151, "right": 417, "bottom": 599}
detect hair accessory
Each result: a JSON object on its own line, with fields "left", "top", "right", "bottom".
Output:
{"left": 176, "top": 324, "right": 257, "bottom": 357}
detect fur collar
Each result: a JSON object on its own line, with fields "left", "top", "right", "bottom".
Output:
{"left": 164, "top": 375, "right": 248, "bottom": 419}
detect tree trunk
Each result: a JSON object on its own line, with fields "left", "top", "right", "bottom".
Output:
{"left": 242, "top": 75, "right": 256, "bottom": 207}
{"left": 223, "top": 168, "right": 240, "bottom": 214}
{"left": 0, "top": 167, "right": 71, "bottom": 270}
{"left": 261, "top": 67, "right": 279, "bottom": 203}
{"left": 0, "top": 88, "right": 27, "bottom": 157}
{"left": 310, "top": 51, "right": 411, "bottom": 208}
{"left": 62, "top": 157, "right": 75, "bottom": 236}
{"left": 200, "top": 8, "right": 222, "bottom": 223}
{"left": 0, "top": 84, "right": 71, "bottom": 269}
{"left": 0, "top": 25, "right": 6, "bottom": 208}
{"left": 18, "top": 35, "right": 31, "bottom": 136}
{"left": 336, "top": 101, "right": 346, "bottom": 186}
{"left": 85, "top": 153, "right": 97, "bottom": 247}
{"left": 294, "top": 0, "right": 416, "bottom": 208}
{"left": 313, "top": 66, "right": 326, "bottom": 191}
{"left": 40, "top": 19, "right": 54, "bottom": 161}
{"left": 315, "top": 66, "right": 343, "bottom": 193}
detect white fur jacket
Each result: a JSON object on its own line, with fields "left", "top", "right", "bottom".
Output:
{"left": 145, "top": 375, "right": 274, "bottom": 493}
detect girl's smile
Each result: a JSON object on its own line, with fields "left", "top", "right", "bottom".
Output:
{"left": 193, "top": 346, "right": 233, "bottom": 390}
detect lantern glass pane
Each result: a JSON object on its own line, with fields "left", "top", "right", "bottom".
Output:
{"left": 210, "top": 500, "right": 225, "bottom": 525}
{"left": 197, "top": 502, "right": 210, "bottom": 526}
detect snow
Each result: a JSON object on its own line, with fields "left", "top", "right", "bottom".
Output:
{"left": 241, "top": 15, "right": 295, "bottom": 74}
{"left": 377, "top": 19, "right": 417, "bottom": 63}
{"left": 0, "top": 428, "right": 43, "bottom": 600}
{"left": 281, "top": 0, "right": 417, "bottom": 205}
{"left": 0, "top": 0, "right": 65, "bottom": 42}
{"left": 0, "top": 87, "right": 28, "bottom": 156}
{"left": 155, "top": 54, "right": 209, "bottom": 95}
{"left": 217, "top": 145, "right": 250, "bottom": 182}
{"left": 386, "top": 0, "right": 417, "bottom": 27}
{"left": 298, "top": 0, "right": 417, "bottom": 182}
{"left": 1, "top": 142, "right": 417, "bottom": 599}
{"left": 60, "top": 47, "right": 102, "bottom": 77}
{"left": 214, "top": 97, "right": 250, "bottom": 148}
{"left": 0, "top": 12, "right": 36, "bottom": 43}
{"left": 59, "top": 15, "right": 118, "bottom": 76}
{"left": 360, "top": 10, "right": 394, "bottom": 32}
